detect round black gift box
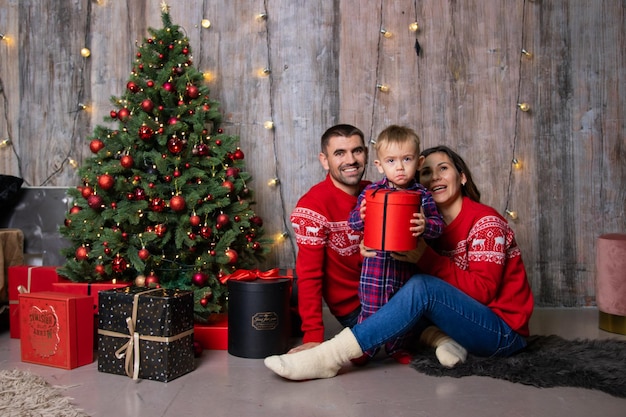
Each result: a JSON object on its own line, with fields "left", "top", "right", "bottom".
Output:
{"left": 227, "top": 278, "right": 291, "bottom": 358}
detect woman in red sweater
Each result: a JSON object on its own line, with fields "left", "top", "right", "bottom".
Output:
{"left": 265, "top": 145, "right": 534, "bottom": 380}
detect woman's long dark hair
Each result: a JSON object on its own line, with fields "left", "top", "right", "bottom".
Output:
{"left": 420, "top": 145, "right": 481, "bottom": 202}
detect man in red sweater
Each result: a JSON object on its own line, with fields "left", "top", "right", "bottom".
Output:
{"left": 289, "top": 124, "right": 370, "bottom": 352}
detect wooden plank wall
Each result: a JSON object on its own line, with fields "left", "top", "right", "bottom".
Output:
{"left": 0, "top": 0, "right": 624, "bottom": 307}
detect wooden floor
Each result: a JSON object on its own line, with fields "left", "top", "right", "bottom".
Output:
{"left": 1, "top": 308, "right": 625, "bottom": 417}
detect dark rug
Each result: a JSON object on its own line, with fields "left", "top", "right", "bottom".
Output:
{"left": 410, "top": 335, "right": 626, "bottom": 398}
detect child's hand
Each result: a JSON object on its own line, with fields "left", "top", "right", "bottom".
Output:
{"left": 410, "top": 207, "right": 426, "bottom": 237}
{"left": 359, "top": 199, "right": 367, "bottom": 221}
{"left": 360, "top": 241, "right": 376, "bottom": 258}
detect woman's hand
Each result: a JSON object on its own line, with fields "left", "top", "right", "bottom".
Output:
{"left": 391, "top": 238, "right": 427, "bottom": 264}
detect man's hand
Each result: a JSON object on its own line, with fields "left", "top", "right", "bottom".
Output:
{"left": 288, "top": 342, "right": 320, "bottom": 353}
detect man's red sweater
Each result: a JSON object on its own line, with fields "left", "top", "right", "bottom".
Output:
{"left": 290, "top": 174, "right": 369, "bottom": 343}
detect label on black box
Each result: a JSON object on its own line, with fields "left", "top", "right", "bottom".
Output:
{"left": 251, "top": 312, "right": 278, "bottom": 330}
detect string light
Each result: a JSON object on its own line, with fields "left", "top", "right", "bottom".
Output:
{"left": 517, "top": 102, "right": 530, "bottom": 112}
{"left": 201, "top": 19, "right": 211, "bottom": 29}
{"left": 202, "top": 71, "right": 215, "bottom": 82}
{"left": 380, "top": 28, "right": 393, "bottom": 38}
{"left": 0, "top": 139, "right": 11, "bottom": 148}
{"left": 409, "top": 22, "right": 420, "bottom": 32}
{"left": 274, "top": 231, "right": 289, "bottom": 242}
{"left": 512, "top": 158, "right": 522, "bottom": 169}
{"left": 256, "top": 13, "right": 268, "bottom": 22}
{"left": 505, "top": 210, "right": 518, "bottom": 220}
{"left": 80, "top": 48, "right": 91, "bottom": 58}
{"left": 521, "top": 49, "right": 533, "bottom": 58}
{"left": 267, "top": 178, "right": 280, "bottom": 187}
{"left": 0, "top": 33, "right": 7, "bottom": 41}
{"left": 68, "top": 158, "right": 79, "bottom": 169}
{"left": 376, "top": 84, "right": 390, "bottom": 93}
{"left": 263, "top": 120, "right": 274, "bottom": 130}
{"left": 78, "top": 103, "right": 89, "bottom": 111}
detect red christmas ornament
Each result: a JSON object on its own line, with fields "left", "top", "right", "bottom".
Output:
{"left": 117, "top": 108, "right": 130, "bottom": 121}
{"left": 185, "top": 85, "right": 200, "bottom": 99}
{"left": 168, "top": 117, "right": 179, "bottom": 125}
{"left": 169, "top": 195, "right": 186, "bottom": 212}
{"left": 69, "top": 205, "right": 82, "bottom": 215}
{"left": 87, "top": 194, "right": 104, "bottom": 210}
{"left": 216, "top": 213, "right": 230, "bottom": 227}
{"left": 192, "top": 272, "right": 208, "bottom": 287}
{"left": 222, "top": 180, "right": 235, "bottom": 193}
{"left": 147, "top": 80, "right": 154, "bottom": 88}
{"left": 95, "top": 264, "right": 106, "bottom": 276}
{"left": 138, "top": 248, "right": 150, "bottom": 260}
{"left": 189, "top": 214, "right": 201, "bottom": 227}
{"left": 225, "top": 167, "right": 240, "bottom": 178}
{"left": 111, "top": 255, "right": 128, "bottom": 273}
{"left": 141, "top": 99, "right": 154, "bottom": 112}
{"left": 120, "top": 155, "right": 134, "bottom": 169}
{"left": 150, "top": 198, "right": 166, "bottom": 212}
{"left": 75, "top": 246, "right": 89, "bottom": 261}
{"left": 233, "top": 149, "right": 245, "bottom": 160}
{"left": 200, "top": 226, "right": 212, "bottom": 239}
{"left": 89, "top": 139, "right": 104, "bottom": 154}
{"left": 145, "top": 272, "right": 159, "bottom": 287}
{"left": 81, "top": 186, "right": 93, "bottom": 199}
{"left": 250, "top": 215, "right": 264, "bottom": 227}
{"left": 225, "top": 248, "right": 238, "bottom": 265}
{"left": 134, "top": 187, "right": 146, "bottom": 200}
{"left": 162, "top": 82, "right": 173, "bottom": 92}
{"left": 167, "top": 137, "right": 184, "bottom": 154}
{"left": 196, "top": 143, "right": 209, "bottom": 156}
{"left": 155, "top": 223, "right": 167, "bottom": 237}
{"left": 138, "top": 125, "right": 154, "bottom": 141}
{"left": 200, "top": 298, "right": 208, "bottom": 307}
{"left": 110, "top": 110, "right": 117, "bottom": 119}
{"left": 252, "top": 242, "right": 261, "bottom": 251}
{"left": 126, "top": 81, "right": 139, "bottom": 93}
{"left": 98, "top": 174, "right": 115, "bottom": 191}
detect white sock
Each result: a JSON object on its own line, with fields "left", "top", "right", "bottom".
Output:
{"left": 420, "top": 326, "right": 467, "bottom": 368}
{"left": 264, "top": 328, "right": 363, "bottom": 380}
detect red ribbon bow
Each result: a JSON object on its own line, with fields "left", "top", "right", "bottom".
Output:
{"left": 219, "top": 268, "right": 288, "bottom": 284}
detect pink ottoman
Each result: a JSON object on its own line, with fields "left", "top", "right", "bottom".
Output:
{"left": 596, "top": 233, "right": 626, "bottom": 335}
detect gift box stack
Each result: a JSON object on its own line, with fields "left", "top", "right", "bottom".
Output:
{"left": 97, "top": 287, "right": 195, "bottom": 382}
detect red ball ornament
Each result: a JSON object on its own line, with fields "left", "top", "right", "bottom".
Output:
{"left": 215, "top": 139, "right": 222, "bottom": 146}
{"left": 150, "top": 198, "right": 166, "bottom": 212}
{"left": 138, "top": 248, "right": 150, "bottom": 261}
{"left": 189, "top": 215, "right": 201, "bottom": 227}
{"left": 155, "top": 223, "right": 167, "bottom": 237}
{"left": 95, "top": 264, "right": 106, "bottom": 276}
{"left": 145, "top": 273, "right": 159, "bottom": 287}
{"left": 199, "top": 226, "right": 212, "bottom": 239}
{"left": 196, "top": 143, "right": 209, "bottom": 156}
{"left": 110, "top": 110, "right": 117, "bottom": 119}
{"left": 250, "top": 215, "right": 264, "bottom": 227}
{"left": 87, "top": 194, "right": 104, "bottom": 210}
{"left": 81, "top": 186, "right": 93, "bottom": 199}
{"left": 225, "top": 248, "right": 238, "bottom": 265}
{"left": 117, "top": 108, "right": 130, "bottom": 121}
{"left": 147, "top": 80, "right": 154, "bottom": 88}
{"left": 120, "top": 155, "right": 134, "bottom": 169}
{"left": 192, "top": 272, "right": 208, "bottom": 287}
{"left": 69, "top": 205, "right": 82, "bottom": 215}
{"left": 169, "top": 195, "right": 186, "bottom": 212}
{"left": 134, "top": 187, "right": 146, "bottom": 200}
{"left": 111, "top": 255, "right": 128, "bottom": 273}
{"left": 225, "top": 167, "right": 240, "bottom": 178}
{"left": 126, "top": 81, "right": 139, "bottom": 93}
{"left": 167, "top": 137, "right": 184, "bottom": 154}
{"left": 252, "top": 242, "right": 261, "bottom": 251}
{"left": 199, "top": 298, "right": 208, "bottom": 307}
{"left": 138, "top": 125, "right": 154, "bottom": 141}
{"left": 168, "top": 117, "right": 179, "bottom": 125}
{"left": 89, "top": 139, "right": 104, "bottom": 154}
{"left": 75, "top": 246, "right": 89, "bottom": 261}
{"left": 185, "top": 85, "right": 200, "bottom": 99}
{"left": 222, "top": 180, "right": 235, "bottom": 193}
{"left": 162, "top": 82, "right": 173, "bottom": 92}
{"left": 141, "top": 99, "right": 154, "bottom": 112}
{"left": 233, "top": 149, "right": 245, "bottom": 160}
{"left": 216, "top": 213, "right": 230, "bottom": 227}
{"left": 98, "top": 174, "right": 115, "bottom": 191}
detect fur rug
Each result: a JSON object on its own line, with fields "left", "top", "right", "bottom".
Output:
{"left": 411, "top": 335, "right": 626, "bottom": 398}
{"left": 0, "top": 369, "right": 89, "bottom": 417}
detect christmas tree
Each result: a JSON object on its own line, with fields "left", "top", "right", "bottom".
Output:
{"left": 59, "top": 4, "right": 270, "bottom": 322}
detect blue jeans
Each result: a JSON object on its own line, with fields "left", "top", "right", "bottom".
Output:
{"left": 351, "top": 274, "right": 527, "bottom": 357}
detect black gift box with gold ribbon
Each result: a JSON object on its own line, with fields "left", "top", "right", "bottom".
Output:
{"left": 97, "top": 287, "right": 195, "bottom": 382}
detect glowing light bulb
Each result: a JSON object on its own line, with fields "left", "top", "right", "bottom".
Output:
{"left": 256, "top": 13, "right": 268, "bottom": 21}
{"left": 521, "top": 49, "right": 533, "bottom": 58}
{"left": 263, "top": 120, "right": 274, "bottom": 130}
{"left": 376, "top": 84, "right": 390, "bottom": 93}
{"left": 517, "top": 102, "right": 530, "bottom": 112}
{"left": 201, "top": 19, "right": 211, "bottom": 28}
{"left": 80, "top": 48, "right": 91, "bottom": 58}
{"left": 409, "top": 22, "right": 419, "bottom": 32}
{"left": 257, "top": 67, "right": 271, "bottom": 77}
{"left": 203, "top": 71, "right": 215, "bottom": 82}
{"left": 380, "top": 28, "right": 393, "bottom": 38}
{"left": 267, "top": 178, "right": 280, "bottom": 187}
{"left": 78, "top": 103, "right": 88, "bottom": 111}
{"left": 0, "top": 139, "right": 11, "bottom": 148}
{"left": 68, "top": 158, "right": 79, "bottom": 169}
{"left": 512, "top": 158, "right": 522, "bottom": 169}
{"left": 506, "top": 210, "right": 518, "bottom": 220}
{"left": 275, "top": 231, "right": 289, "bottom": 242}
{"left": 0, "top": 33, "right": 6, "bottom": 41}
